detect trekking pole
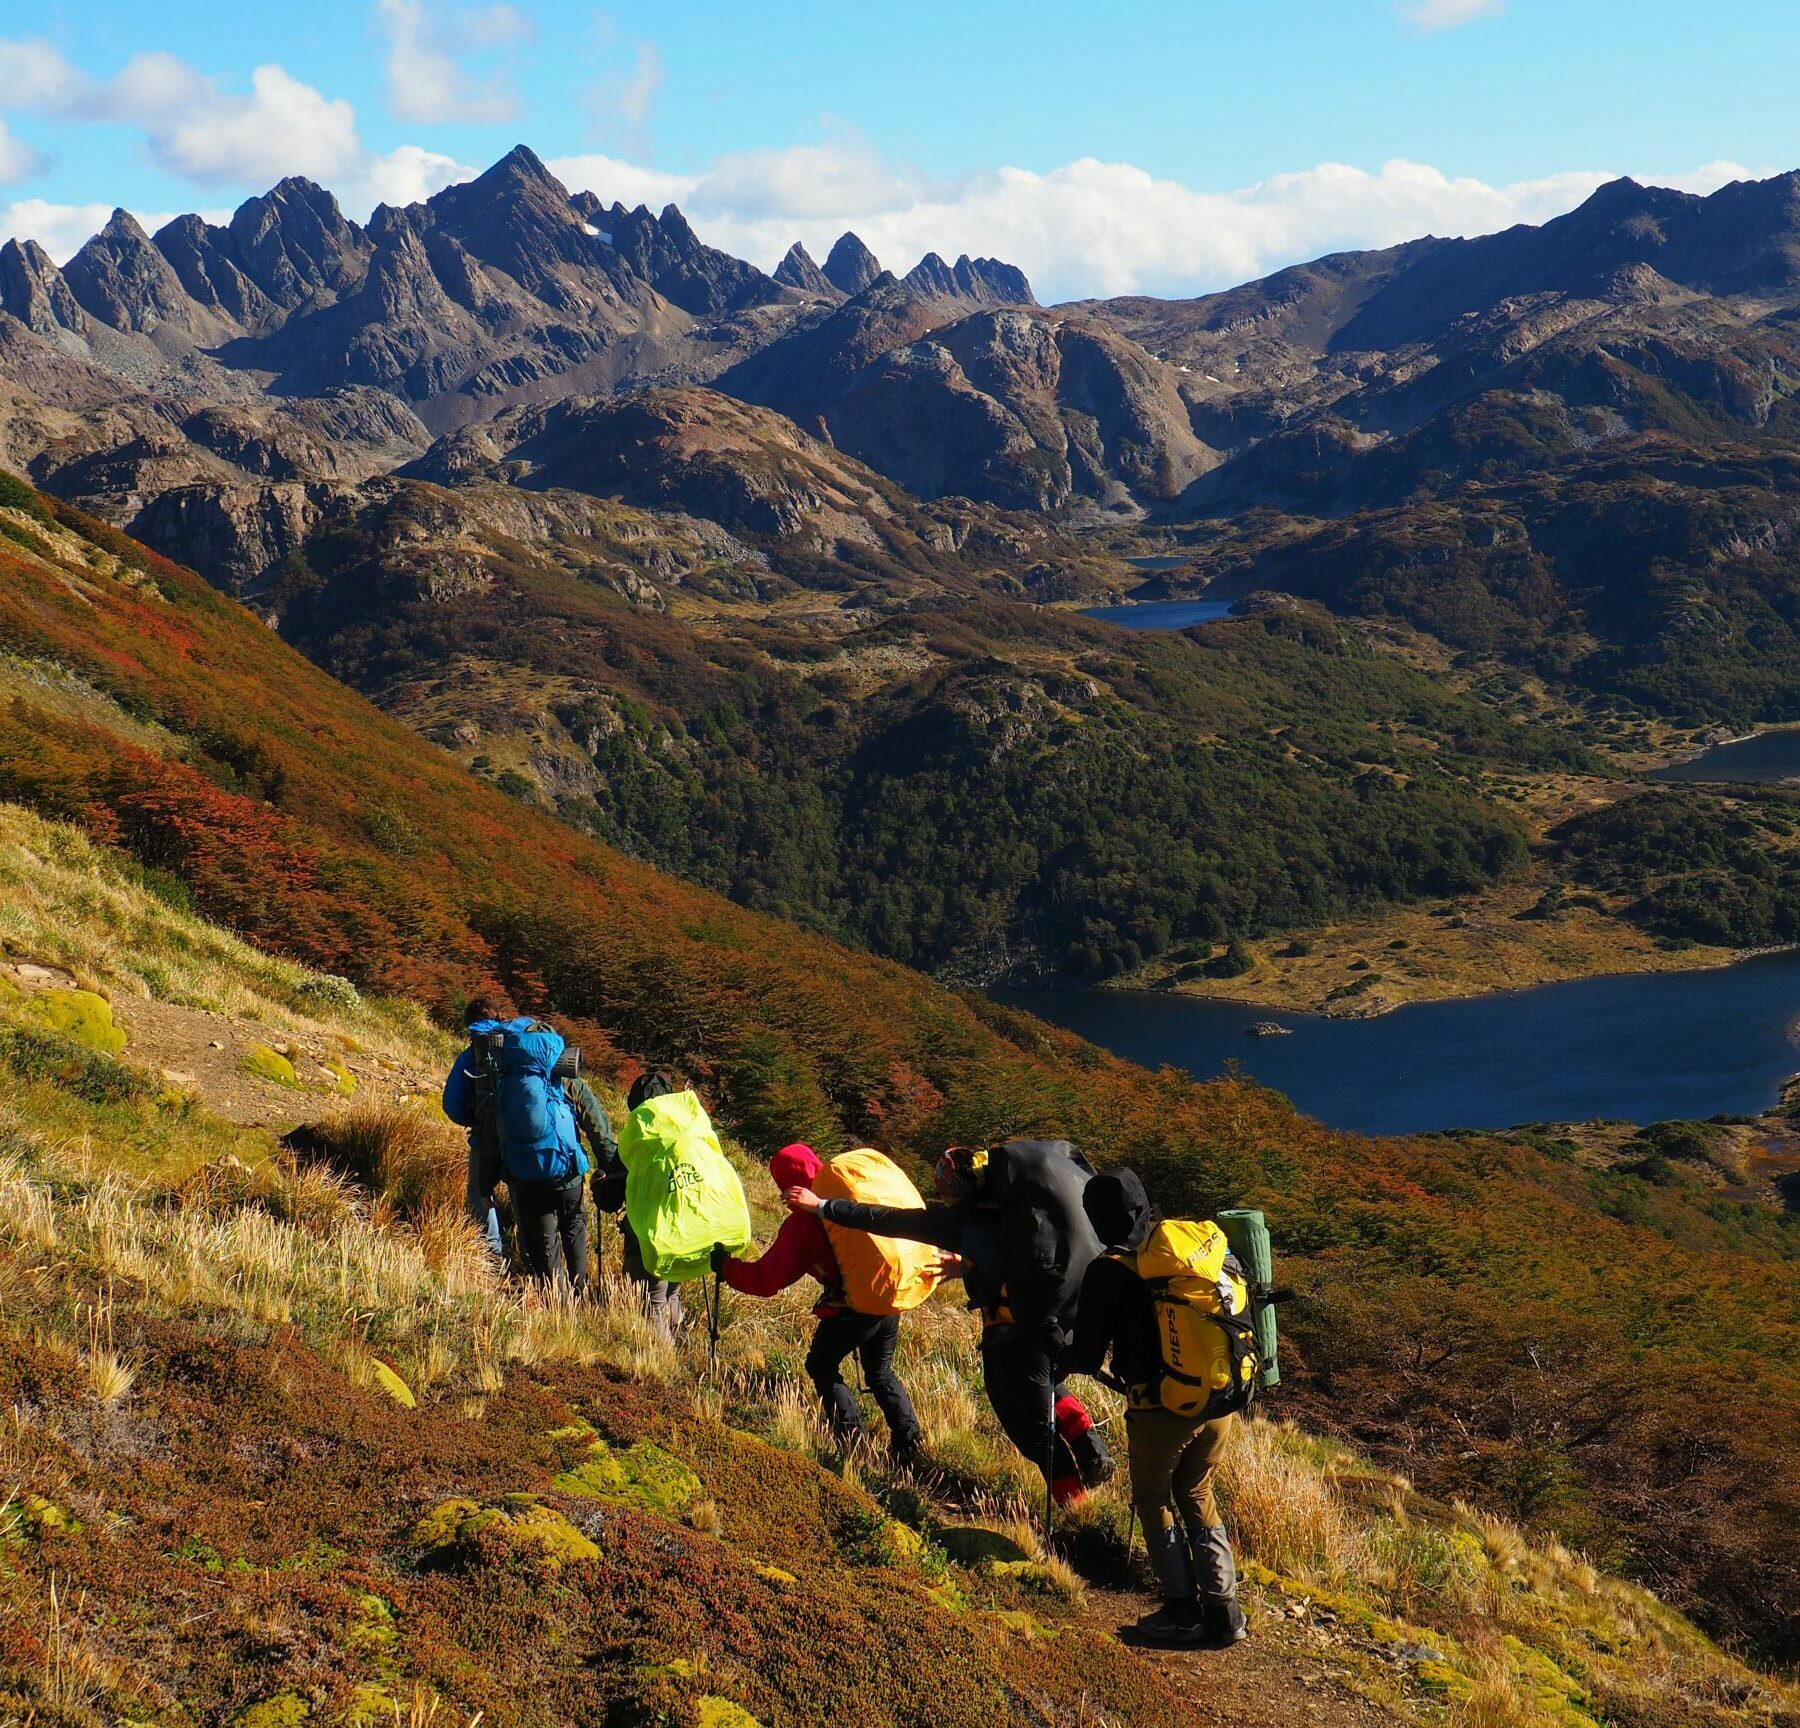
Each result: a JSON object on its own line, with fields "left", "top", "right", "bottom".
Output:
{"left": 1043, "top": 1418, "right": 1056, "bottom": 1544}
{"left": 1124, "top": 1499, "right": 1138, "bottom": 1578}
{"left": 706, "top": 1273, "right": 721, "bottom": 1382}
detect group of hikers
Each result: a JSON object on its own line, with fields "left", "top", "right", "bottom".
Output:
{"left": 443, "top": 1002, "right": 1272, "bottom": 1651}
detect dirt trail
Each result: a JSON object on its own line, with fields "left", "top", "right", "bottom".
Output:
{"left": 1084, "top": 1585, "right": 1408, "bottom": 1727}
{"left": 4, "top": 959, "right": 441, "bottom": 1129}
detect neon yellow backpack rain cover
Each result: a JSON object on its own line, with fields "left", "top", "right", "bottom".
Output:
{"left": 1124, "top": 1218, "right": 1260, "bottom": 1419}
{"left": 617, "top": 1090, "right": 752, "bottom": 1284}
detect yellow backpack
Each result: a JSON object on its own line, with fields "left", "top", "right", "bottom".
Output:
{"left": 1123, "top": 1218, "right": 1260, "bottom": 1420}
{"left": 816, "top": 1148, "right": 947, "bottom": 1315}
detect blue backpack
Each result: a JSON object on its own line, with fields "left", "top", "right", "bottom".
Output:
{"left": 469, "top": 1018, "right": 586, "bottom": 1184}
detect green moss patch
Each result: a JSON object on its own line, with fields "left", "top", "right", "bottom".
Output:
{"left": 553, "top": 1437, "right": 702, "bottom": 1516}
{"left": 244, "top": 1044, "right": 301, "bottom": 1088}
{"left": 939, "top": 1524, "right": 1032, "bottom": 1567}
{"left": 6, "top": 1492, "right": 84, "bottom": 1540}
{"left": 18, "top": 986, "right": 127, "bottom": 1054}
{"left": 695, "top": 1700, "right": 764, "bottom": 1728}
{"left": 410, "top": 1494, "right": 600, "bottom": 1571}
{"left": 236, "top": 1694, "right": 309, "bottom": 1728}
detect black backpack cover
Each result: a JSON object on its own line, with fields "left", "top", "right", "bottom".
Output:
{"left": 990, "top": 1139, "right": 1101, "bottom": 1331}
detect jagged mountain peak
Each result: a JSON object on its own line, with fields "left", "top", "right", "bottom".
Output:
{"left": 0, "top": 235, "right": 92, "bottom": 338}
{"left": 773, "top": 240, "right": 837, "bottom": 297}
{"left": 99, "top": 207, "right": 151, "bottom": 244}
{"left": 823, "top": 231, "right": 882, "bottom": 296}
{"left": 485, "top": 142, "right": 559, "bottom": 187}
{"left": 902, "top": 250, "right": 1035, "bottom": 306}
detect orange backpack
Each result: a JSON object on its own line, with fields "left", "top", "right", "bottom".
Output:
{"left": 815, "top": 1148, "right": 948, "bottom": 1315}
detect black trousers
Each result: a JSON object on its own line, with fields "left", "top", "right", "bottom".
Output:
{"left": 806, "top": 1311, "right": 920, "bottom": 1452}
{"left": 511, "top": 1173, "right": 589, "bottom": 1293}
{"left": 981, "top": 1324, "right": 1080, "bottom": 1485}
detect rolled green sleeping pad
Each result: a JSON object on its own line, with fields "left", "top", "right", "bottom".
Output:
{"left": 1218, "top": 1208, "right": 1280, "bottom": 1388}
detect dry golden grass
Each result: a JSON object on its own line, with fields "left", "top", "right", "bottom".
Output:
{"left": 293, "top": 1102, "right": 467, "bottom": 1221}
{"left": 1218, "top": 1416, "right": 1372, "bottom": 1585}
{"left": 1127, "top": 875, "right": 1738, "bottom": 1016}
{"left": 78, "top": 1295, "right": 136, "bottom": 1408}
{"left": 0, "top": 798, "right": 450, "bottom": 1068}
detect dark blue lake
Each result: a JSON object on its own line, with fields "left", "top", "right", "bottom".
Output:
{"left": 997, "top": 949, "right": 1800, "bottom": 1134}
{"left": 1079, "top": 597, "right": 1237, "bottom": 631}
{"left": 1650, "top": 731, "right": 1800, "bottom": 784}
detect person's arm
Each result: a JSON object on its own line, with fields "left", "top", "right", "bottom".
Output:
{"left": 1059, "top": 1257, "right": 1128, "bottom": 1381}
{"left": 565, "top": 1076, "right": 618, "bottom": 1162}
{"left": 786, "top": 1189, "right": 965, "bottom": 1252}
{"left": 718, "top": 1214, "right": 814, "bottom": 1298}
{"left": 441, "top": 1054, "right": 478, "bottom": 1129}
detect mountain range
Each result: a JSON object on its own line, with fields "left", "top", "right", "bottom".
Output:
{"left": 11, "top": 152, "right": 1800, "bottom": 991}
{"left": 11, "top": 153, "right": 1800, "bottom": 585}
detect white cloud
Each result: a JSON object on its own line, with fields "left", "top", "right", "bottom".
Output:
{"left": 377, "top": 0, "right": 531, "bottom": 125}
{"left": 1400, "top": 0, "right": 1504, "bottom": 30}
{"left": 148, "top": 65, "right": 361, "bottom": 186}
{"left": 0, "top": 41, "right": 206, "bottom": 121}
{"left": 90, "top": 52, "right": 210, "bottom": 120}
{"left": 0, "top": 42, "right": 363, "bottom": 190}
{"left": 0, "top": 119, "right": 44, "bottom": 186}
{"left": 355, "top": 144, "right": 479, "bottom": 211}
{"left": 548, "top": 152, "right": 694, "bottom": 214}
{"left": 0, "top": 39, "right": 85, "bottom": 109}
{"left": 550, "top": 142, "right": 1757, "bottom": 304}
{"left": 583, "top": 21, "right": 663, "bottom": 157}
{"left": 0, "top": 199, "right": 232, "bottom": 263}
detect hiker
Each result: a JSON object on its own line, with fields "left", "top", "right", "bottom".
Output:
{"left": 590, "top": 1067, "right": 688, "bottom": 1337}
{"left": 1061, "top": 1167, "right": 1251, "bottom": 1650}
{"left": 452, "top": 996, "right": 508, "bottom": 1259}
{"left": 442, "top": 1006, "right": 615, "bottom": 1294}
{"left": 712, "top": 1143, "right": 924, "bottom": 1467}
{"left": 785, "top": 1140, "right": 1113, "bottom": 1504}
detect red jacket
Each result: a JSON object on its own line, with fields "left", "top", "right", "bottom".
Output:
{"left": 721, "top": 1144, "right": 845, "bottom": 1315}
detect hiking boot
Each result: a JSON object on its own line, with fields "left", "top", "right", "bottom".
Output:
{"left": 1131, "top": 1599, "right": 1206, "bottom": 1648}
{"left": 1078, "top": 1449, "right": 1116, "bottom": 1489}
{"left": 1200, "top": 1598, "right": 1249, "bottom": 1647}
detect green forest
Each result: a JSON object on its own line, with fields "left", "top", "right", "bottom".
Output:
{"left": 271, "top": 504, "right": 1585, "bottom": 980}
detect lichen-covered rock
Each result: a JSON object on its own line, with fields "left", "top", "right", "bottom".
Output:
{"left": 243, "top": 1044, "right": 300, "bottom": 1088}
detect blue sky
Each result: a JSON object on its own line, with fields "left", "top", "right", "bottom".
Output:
{"left": 2, "top": 0, "right": 1793, "bottom": 300}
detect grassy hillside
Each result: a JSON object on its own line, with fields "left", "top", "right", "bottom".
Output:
{"left": 2, "top": 829, "right": 1794, "bottom": 1726}
{"left": 0, "top": 482, "right": 1797, "bottom": 1666}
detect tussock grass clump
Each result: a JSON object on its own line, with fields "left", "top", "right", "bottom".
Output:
{"left": 288, "top": 1102, "right": 467, "bottom": 1221}
{"left": 1219, "top": 1416, "right": 1373, "bottom": 1584}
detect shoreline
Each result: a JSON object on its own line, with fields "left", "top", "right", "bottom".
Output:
{"left": 1087, "top": 934, "right": 1796, "bottom": 1019}
{"left": 1102, "top": 940, "right": 1800, "bottom": 1019}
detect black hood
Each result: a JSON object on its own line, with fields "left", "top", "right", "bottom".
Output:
{"left": 1083, "top": 1168, "right": 1153, "bottom": 1251}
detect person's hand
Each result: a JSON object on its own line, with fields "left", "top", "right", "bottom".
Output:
{"left": 783, "top": 1186, "right": 822, "bottom": 1214}
{"left": 709, "top": 1242, "right": 731, "bottom": 1274}
{"left": 939, "top": 1251, "right": 965, "bottom": 1281}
